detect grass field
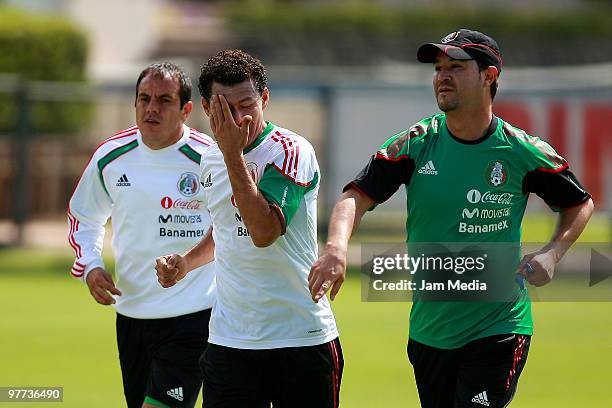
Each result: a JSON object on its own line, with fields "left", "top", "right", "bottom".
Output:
{"left": 1, "top": 244, "right": 611, "bottom": 408}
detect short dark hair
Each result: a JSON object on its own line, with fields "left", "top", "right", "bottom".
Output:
{"left": 476, "top": 60, "right": 498, "bottom": 101}
{"left": 135, "top": 62, "right": 192, "bottom": 108}
{"left": 198, "top": 49, "right": 267, "bottom": 102}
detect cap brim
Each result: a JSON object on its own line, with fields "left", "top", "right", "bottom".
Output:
{"left": 417, "top": 43, "right": 472, "bottom": 63}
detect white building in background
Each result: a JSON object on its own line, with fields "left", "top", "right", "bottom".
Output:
{"left": 7, "top": 0, "right": 166, "bottom": 80}
{"left": 6, "top": 0, "right": 230, "bottom": 81}
{"left": 67, "top": 0, "right": 166, "bottom": 80}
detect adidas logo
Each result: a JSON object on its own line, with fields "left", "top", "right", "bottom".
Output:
{"left": 201, "top": 173, "right": 213, "bottom": 188}
{"left": 471, "top": 391, "right": 490, "bottom": 406}
{"left": 418, "top": 160, "right": 438, "bottom": 175}
{"left": 116, "top": 174, "right": 131, "bottom": 186}
{"left": 166, "top": 387, "right": 184, "bottom": 402}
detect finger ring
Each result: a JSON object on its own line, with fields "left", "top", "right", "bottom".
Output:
{"left": 525, "top": 263, "right": 534, "bottom": 275}
{"left": 322, "top": 282, "right": 330, "bottom": 289}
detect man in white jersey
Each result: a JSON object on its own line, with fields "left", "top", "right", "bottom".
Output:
{"left": 68, "top": 62, "right": 215, "bottom": 408}
{"left": 155, "top": 50, "right": 343, "bottom": 408}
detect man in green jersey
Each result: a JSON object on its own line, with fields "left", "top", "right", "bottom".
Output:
{"left": 309, "top": 29, "right": 593, "bottom": 407}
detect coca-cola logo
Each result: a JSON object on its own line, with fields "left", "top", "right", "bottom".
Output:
{"left": 466, "top": 189, "right": 513, "bottom": 205}
{"left": 160, "top": 196, "right": 202, "bottom": 210}
{"left": 161, "top": 196, "right": 173, "bottom": 209}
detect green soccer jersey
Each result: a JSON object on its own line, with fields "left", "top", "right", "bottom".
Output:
{"left": 349, "top": 113, "right": 590, "bottom": 349}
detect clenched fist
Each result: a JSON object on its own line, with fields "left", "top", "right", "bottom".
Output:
{"left": 155, "top": 254, "right": 189, "bottom": 288}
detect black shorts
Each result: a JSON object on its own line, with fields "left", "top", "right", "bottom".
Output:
{"left": 201, "top": 338, "right": 343, "bottom": 408}
{"left": 116, "top": 309, "right": 211, "bottom": 408}
{"left": 408, "top": 334, "right": 531, "bottom": 408}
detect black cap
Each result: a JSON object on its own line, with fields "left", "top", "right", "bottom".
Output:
{"left": 417, "top": 29, "right": 503, "bottom": 72}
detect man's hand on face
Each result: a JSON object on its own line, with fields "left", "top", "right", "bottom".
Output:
{"left": 209, "top": 94, "right": 252, "bottom": 159}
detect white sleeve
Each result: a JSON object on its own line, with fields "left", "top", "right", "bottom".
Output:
{"left": 199, "top": 148, "right": 210, "bottom": 211}
{"left": 67, "top": 156, "right": 113, "bottom": 282}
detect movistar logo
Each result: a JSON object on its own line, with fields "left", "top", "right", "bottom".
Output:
{"left": 462, "top": 208, "right": 479, "bottom": 219}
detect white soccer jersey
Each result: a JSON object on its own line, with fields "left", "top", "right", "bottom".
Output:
{"left": 200, "top": 122, "right": 338, "bottom": 349}
{"left": 68, "top": 124, "right": 216, "bottom": 319}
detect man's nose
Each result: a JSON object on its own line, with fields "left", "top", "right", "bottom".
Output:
{"left": 438, "top": 67, "right": 453, "bottom": 80}
{"left": 233, "top": 110, "right": 243, "bottom": 125}
{"left": 146, "top": 99, "right": 160, "bottom": 113}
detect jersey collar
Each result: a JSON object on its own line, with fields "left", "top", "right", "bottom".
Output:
{"left": 446, "top": 116, "right": 498, "bottom": 145}
{"left": 243, "top": 122, "right": 274, "bottom": 154}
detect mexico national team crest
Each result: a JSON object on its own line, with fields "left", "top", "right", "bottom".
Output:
{"left": 485, "top": 160, "right": 507, "bottom": 187}
{"left": 177, "top": 172, "right": 200, "bottom": 197}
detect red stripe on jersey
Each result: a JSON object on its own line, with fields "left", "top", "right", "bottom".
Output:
{"left": 96, "top": 125, "right": 139, "bottom": 149}
{"left": 68, "top": 221, "right": 81, "bottom": 259}
{"left": 273, "top": 132, "right": 301, "bottom": 178}
{"left": 70, "top": 268, "right": 84, "bottom": 278}
{"left": 104, "top": 130, "right": 137, "bottom": 144}
{"left": 293, "top": 144, "right": 300, "bottom": 179}
{"left": 67, "top": 211, "right": 76, "bottom": 247}
{"left": 67, "top": 210, "right": 82, "bottom": 258}
{"left": 69, "top": 214, "right": 81, "bottom": 257}
{"left": 375, "top": 152, "right": 411, "bottom": 162}
{"left": 281, "top": 138, "right": 290, "bottom": 173}
{"left": 112, "top": 126, "right": 137, "bottom": 137}
{"left": 72, "top": 263, "right": 85, "bottom": 272}
{"left": 271, "top": 163, "right": 311, "bottom": 187}
{"left": 75, "top": 261, "right": 86, "bottom": 268}
{"left": 190, "top": 128, "right": 212, "bottom": 138}
{"left": 189, "top": 135, "right": 212, "bottom": 146}
{"left": 535, "top": 162, "right": 569, "bottom": 174}
{"left": 286, "top": 138, "right": 295, "bottom": 178}
{"left": 271, "top": 134, "right": 290, "bottom": 173}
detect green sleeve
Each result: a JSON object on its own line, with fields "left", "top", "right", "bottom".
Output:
{"left": 258, "top": 164, "right": 318, "bottom": 229}
{"left": 503, "top": 121, "right": 567, "bottom": 171}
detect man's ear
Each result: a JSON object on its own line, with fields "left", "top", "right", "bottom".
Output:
{"left": 483, "top": 66, "right": 499, "bottom": 87}
{"left": 201, "top": 97, "right": 211, "bottom": 116}
{"left": 261, "top": 87, "right": 270, "bottom": 110}
{"left": 181, "top": 101, "right": 193, "bottom": 120}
